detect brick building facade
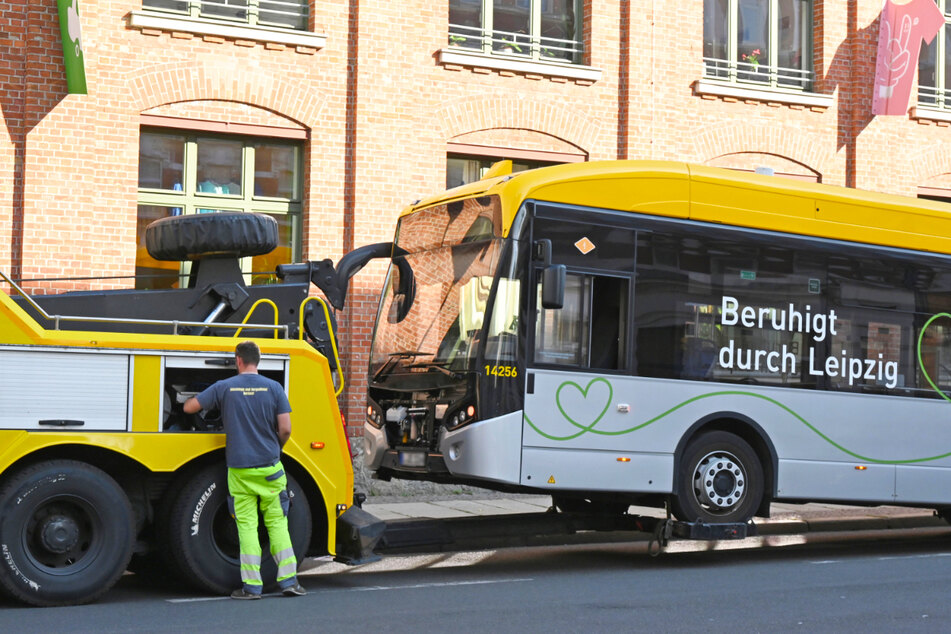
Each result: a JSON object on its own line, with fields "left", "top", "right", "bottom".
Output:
{"left": 3, "top": 1, "right": 951, "bottom": 437}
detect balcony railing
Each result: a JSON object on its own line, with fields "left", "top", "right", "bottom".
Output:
{"left": 703, "top": 56, "right": 814, "bottom": 92}
{"left": 143, "top": 0, "right": 308, "bottom": 31}
{"left": 918, "top": 85, "right": 951, "bottom": 111}
{"left": 448, "top": 23, "right": 582, "bottom": 64}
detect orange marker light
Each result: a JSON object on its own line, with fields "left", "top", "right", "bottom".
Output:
{"left": 855, "top": 465, "right": 867, "bottom": 470}
{"left": 617, "top": 457, "right": 631, "bottom": 462}
{"left": 311, "top": 441, "right": 325, "bottom": 450}
{"left": 467, "top": 405, "right": 476, "bottom": 417}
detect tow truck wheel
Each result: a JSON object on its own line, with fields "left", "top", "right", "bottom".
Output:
{"left": 0, "top": 460, "right": 134, "bottom": 606}
{"left": 165, "top": 463, "right": 312, "bottom": 595}
{"left": 145, "top": 212, "right": 279, "bottom": 261}
{"left": 671, "top": 431, "right": 763, "bottom": 524}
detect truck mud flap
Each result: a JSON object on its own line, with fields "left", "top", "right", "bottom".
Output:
{"left": 333, "top": 506, "right": 385, "bottom": 565}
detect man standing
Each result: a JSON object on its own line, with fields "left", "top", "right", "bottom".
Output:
{"left": 184, "top": 340, "right": 306, "bottom": 599}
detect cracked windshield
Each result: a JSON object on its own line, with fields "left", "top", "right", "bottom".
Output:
{"left": 370, "top": 195, "right": 509, "bottom": 385}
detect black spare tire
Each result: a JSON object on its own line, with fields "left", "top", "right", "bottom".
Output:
{"left": 146, "top": 212, "right": 279, "bottom": 261}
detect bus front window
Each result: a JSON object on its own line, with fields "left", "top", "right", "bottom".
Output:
{"left": 370, "top": 196, "right": 505, "bottom": 385}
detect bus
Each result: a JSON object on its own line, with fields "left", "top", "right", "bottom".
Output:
{"left": 362, "top": 160, "right": 951, "bottom": 524}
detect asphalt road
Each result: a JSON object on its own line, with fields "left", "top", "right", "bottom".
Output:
{"left": 4, "top": 525, "right": 951, "bottom": 633}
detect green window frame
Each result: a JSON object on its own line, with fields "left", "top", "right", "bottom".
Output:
{"left": 703, "top": 0, "right": 814, "bottom": 91}
{"left": 137, "top": 129, "right": 303, "bottom": 289}
{"left": 448, "top": 0, "right": 583, "bottom": 64}
{"left": 919, "top": 1, "right": 951, "bottom": 110}
{"left": 141, "top": 0, "right": 309, "bottom": 31}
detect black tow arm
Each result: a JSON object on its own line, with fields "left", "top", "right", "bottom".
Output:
{"left": 277, "top": 242, "right": 412, "bottom": 311}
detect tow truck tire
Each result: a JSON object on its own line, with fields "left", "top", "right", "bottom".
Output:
{"left": 671, "top": 431, "right": 763, "bottom": 524}
{"left": 165, "top": 463, "right": 312, "bottom": 595}
{"left": 146, "top": 212, "right": 278, "bottom": 262}
{"left": 0, "top": 460, "right": 134, "bottom": 606}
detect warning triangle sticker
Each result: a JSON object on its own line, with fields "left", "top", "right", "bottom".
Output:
{"left": 547, "top": 475, "right": 556, "bottom": 484}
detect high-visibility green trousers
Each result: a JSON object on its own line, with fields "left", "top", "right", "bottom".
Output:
{"left": 227, "top": 463, "right": 298, "bottom": 594}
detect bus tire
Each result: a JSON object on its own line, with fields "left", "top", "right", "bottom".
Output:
{"left": 671, "top": 431, "right": 763, "bottom": 524}
{"left": 0, "top": 460, "right": 134, "bottom": 606}
{"left": 145, "top": 212, "right": 278, "bottom": 261}
{"left": 165, "top": 462, "right": 312, "bottom": 595}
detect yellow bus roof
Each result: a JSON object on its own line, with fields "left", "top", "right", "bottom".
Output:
{"left": 403, "top": 160, "right": 951, "bottom": 255}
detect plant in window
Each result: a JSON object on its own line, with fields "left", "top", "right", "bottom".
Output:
{"left": 741, "top": 49, "right": 761, "bottom": 69}
{"left": 449, "top": 34, "right": 467, "bottom": 46}
{"left": 500, "top": 36, "right": 524, "bottom": 54}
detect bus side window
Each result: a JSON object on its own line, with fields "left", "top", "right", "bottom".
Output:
{"left": 533, "top": 273, "right": 628, "bottom": 370}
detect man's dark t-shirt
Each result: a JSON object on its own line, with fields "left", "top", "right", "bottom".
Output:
{"left": 196, "top": 373, "right": 292, "bottom": 468}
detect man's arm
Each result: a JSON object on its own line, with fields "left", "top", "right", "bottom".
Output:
{"left": 183, "top": 396, "right": 202, "bottom": 415}
{"left": 277, "top": 412, "right": 291, "bottom": 448}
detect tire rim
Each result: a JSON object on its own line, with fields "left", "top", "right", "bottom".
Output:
{"left": 692, "top": 450, "right": 746, "bottom": 515}
{"left": 211, "top": 504, "right": 241, "bottom": 562}
{"left": 23, "top": 496, "right": 103, "bottom": 574}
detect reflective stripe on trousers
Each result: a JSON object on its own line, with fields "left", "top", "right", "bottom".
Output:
{"left": 227, "top": 463, "right": 298, "bottom": 593}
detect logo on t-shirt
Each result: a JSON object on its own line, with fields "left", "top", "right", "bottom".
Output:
{"left": 229, "top": 387, "right": 269, "bottom": 396}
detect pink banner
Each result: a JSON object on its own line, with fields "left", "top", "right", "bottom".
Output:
{"left": 872, "top": 0, "right": 944, "bottom": 115}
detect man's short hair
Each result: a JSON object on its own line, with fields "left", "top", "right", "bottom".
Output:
{"left": 235, "top": 340, "right": 261, "bottom": 367}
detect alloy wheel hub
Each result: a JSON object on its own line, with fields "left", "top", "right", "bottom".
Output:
{"left": 694, "top": 452, "right": 745, "bottom": 510}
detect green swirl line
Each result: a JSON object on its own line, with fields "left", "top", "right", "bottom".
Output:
{"left": 525, "top": 388, "right": 951, "bottom": 465}
{"left": 918, "top": 312, "right": 951, "bottom": 403}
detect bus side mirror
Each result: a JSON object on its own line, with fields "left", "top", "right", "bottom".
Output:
{"left": 388, "top": 258, "right": 415, "bottom": 323}
{"left": 541, "top": 265, "right": 566, "bottom": 309}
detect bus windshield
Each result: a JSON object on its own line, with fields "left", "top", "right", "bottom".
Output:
{"left": 370, "top": 195, "right": 505, "bottom": 387}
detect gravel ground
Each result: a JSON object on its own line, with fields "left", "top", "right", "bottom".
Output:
{"left": 352, "top": 449, "right": 539, "bottom": 504}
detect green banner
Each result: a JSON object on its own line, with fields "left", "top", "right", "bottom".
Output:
{"left": 57, "top": 0, "right": 87, "bottom": 94}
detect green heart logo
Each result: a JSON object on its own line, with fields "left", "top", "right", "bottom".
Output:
{"left": 555, "top": 377, "right": 613, "bottom": 432}
{"left": 918, "top": 312, "right": 951, "bottom": 402}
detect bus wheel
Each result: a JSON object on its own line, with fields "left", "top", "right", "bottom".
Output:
{"left": 671, "top": 431, "right": 763, "bottom": 524}
{"left": 165, "top": 463, "right": 312, "bottom": 595}
{"left": 0, "top": 460, "right": 134, "bottom": 606}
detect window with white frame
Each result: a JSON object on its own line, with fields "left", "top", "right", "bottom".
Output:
{"left": 703, "top": 0, "right": 813, "bottom": 91}
{"left": 137, "top": 130, "right": 303, "bottom": 289}
{"left": 142, "top": 0, "right": 308, "bottom": 31}
{"left": 919, "top": 1, "right": 951, "bottom": 110}
{"left": 448, "top": 0, "right": 583, "bottom": 64}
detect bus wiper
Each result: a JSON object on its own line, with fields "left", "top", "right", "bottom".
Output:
{"left": 388, "top": 350, "right": 432, "bottom": 358}
{"left": 405, "top": 361, "right": 463, "bottom": 381}
{"left": 373, "top": 350, "right": 433, "bottom": 382}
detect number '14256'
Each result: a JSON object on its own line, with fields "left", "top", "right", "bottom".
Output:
{"left": 485, "top": 365, "right": 517, "bottom": 377}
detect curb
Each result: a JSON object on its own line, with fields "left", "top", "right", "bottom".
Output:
{"left": 367, "top": 507, "right": 946, "bottom": 554}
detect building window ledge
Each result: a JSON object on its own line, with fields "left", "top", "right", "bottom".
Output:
{"left": 911, "top": 106, "right": 951, "bottom": 124}
{"left": 695, "top": 78, "right": 833, "bottom": 109}
{"left": 437, "top": 47, "right": 602, "bottom": 83}
{"left": 127, "top": 10, "right": 326, "bottom": 50}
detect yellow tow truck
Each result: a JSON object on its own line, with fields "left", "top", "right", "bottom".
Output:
{"left": 0, "top": 212, "right": 389, "bottom": 606}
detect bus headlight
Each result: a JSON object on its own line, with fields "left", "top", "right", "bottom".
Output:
{"left": 445, "top": 404, "right": 476, "bottom": 430}
{"left": 365, "top": 401, "right": 383, "bottom": 428}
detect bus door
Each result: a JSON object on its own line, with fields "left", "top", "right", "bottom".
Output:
{"left": 520, "top": 207, "right": 637, "bottom": 490}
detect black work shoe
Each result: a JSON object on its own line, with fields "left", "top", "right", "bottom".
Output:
{"left": 281, "top": 583, "right": 306, "bottom": 597}
{"left": 231, "top": 588, "right": 262, "bottom": 600}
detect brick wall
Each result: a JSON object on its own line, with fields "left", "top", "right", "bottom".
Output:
{"left": 3, "top": 1, "right": 951, "bottom": 438}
